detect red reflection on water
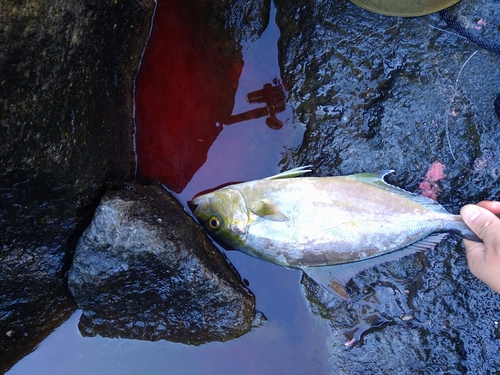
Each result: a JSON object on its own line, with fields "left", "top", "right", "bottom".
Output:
{"left": 134, "top": 0, "right": 243, "bottom": 193}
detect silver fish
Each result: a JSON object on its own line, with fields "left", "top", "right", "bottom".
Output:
{"left": 192, "top": 167, "right": 478, "bottom": 299}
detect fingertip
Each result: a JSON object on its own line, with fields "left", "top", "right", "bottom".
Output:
{"left": 477, "top": 200, "right": 500, "bottom": 214}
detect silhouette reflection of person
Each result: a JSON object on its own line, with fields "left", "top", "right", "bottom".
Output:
{"left": 225, "top": 79, "right": 286, "bottom": 130}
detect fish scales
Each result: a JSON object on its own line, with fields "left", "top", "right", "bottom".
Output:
{"left": 192, "top": 167, "right": 478, "bottom": 299}
{"left": 236, "top": 177, "right": 458, "bottom": 266}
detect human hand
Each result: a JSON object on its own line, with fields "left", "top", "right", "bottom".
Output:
{"left": 461, "top": 201, "right": 500, "bottom": 294}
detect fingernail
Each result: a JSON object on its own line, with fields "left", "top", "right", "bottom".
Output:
{"left": 462, "top": 205, "right": 481, "bottom": 222}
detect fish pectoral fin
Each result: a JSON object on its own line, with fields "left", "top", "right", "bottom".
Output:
{"left": 301, "top": 233, "right": 448, "bottom": 301}
{"left": 248, "top": 200, "right": 288, "bottom": 222}
{"left": 264, "top": 166, "right": 312, "bottom": 180}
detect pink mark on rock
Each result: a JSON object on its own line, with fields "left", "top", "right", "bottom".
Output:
{"left": 473, "top": 156, "right": 488, "bottom": 172}
{"left": 419, "top": 161, "right": 446, "bottom": 201}
{"left": 474, "top": 18, "right": 487, "bottom": 30}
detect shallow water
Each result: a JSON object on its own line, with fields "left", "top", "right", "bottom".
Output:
{"left": 8, "top": 254, "right": 330, "bottom": 375}
{"left": 8, "top": 2, "right": 327, "bottom": 374}
{"left": 8, "top": 0, "right": 500, "bottom": 373}
{"left": 166, "top": 1, "right": 304, "bottom": 204}
{"left": 134, "top": 0, "right": 303, "bottom": 196}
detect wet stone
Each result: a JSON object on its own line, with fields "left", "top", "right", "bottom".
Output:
{"left": 277, "top": 0, "right": 500, "bottom": 206}
{"left": 68, "top": 183, "right": 260, "bottom": 344}
{"left": 0, "top": 0, "right": 155, "bottom": 371}
{"left": 275, "top": 0, "right": 500, "bottom": 372}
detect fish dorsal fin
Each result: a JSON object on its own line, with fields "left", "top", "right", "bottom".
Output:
{"left": 301, "top": 233, "right": 448, "bottom": 301}
{"left": 248, "top": 199, "right": 289, "bottom": 222}
{"left": 349, "top": 170, "right": 449, "bottom": 214}
{"left": 264, "top": 166, "right": 312, "bottom": 180}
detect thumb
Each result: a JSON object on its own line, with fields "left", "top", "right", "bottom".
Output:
{"left": 461, "top": 204, "right": 500, "bottom": 248}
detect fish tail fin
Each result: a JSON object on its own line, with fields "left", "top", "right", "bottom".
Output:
{"left": 447, "top": 216, "right": 482, "bottom": 242}
{"left": 448, "top": 214, "right": 500, "bottom": 242}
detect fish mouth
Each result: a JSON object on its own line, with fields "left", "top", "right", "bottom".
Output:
{"left": 190, "top": 195, "right": 202, "bottom": 207}
{"left": 187, "top": 199, "right": 200, "bottom": 216}
{"left": 189, "top": 195, "right": 207, "bottom": 217}
{"left": 187, "top": 194, "right": 203, "bottom": 214}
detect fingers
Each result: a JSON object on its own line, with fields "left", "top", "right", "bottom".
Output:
{"left": 461, "top": 204, "right": 500, "bottom": 250}
{"left": 462, "top": 238, "right": 486, "bottom": 277}
{"left": 461, "top": 202, "right": 500, "bottom": 293}
{"left": 477, "top": 200, "right": 500, "bottom": 215}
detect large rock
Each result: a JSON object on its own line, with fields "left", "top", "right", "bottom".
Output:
{"left": 275, "top": 0, "right": 500, "bottom": 372}
{"left": 0, "top": 0, "right": 271, "bottom": 370}
{"left": 0, "top": 0, "right": 155, "bottom": 371}
{"left": 68, "top": 183, "right": 260, "bottom": 344}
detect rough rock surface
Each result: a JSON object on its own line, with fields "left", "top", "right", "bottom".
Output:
{"left": 275, "top": 0, "right": 500, "bottom": 372}
{"left": 68, "top": 183, "right": 260, "bottom": 344}
{"left": 0, "top": 0, "right": 155, "bottom": 371}
{"left": 2, "top": 0, "right": 499, "bottom": 372}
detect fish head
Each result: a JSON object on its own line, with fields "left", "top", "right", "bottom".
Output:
{"left": 191, "top": 187, "right": 249, "bottom": 248}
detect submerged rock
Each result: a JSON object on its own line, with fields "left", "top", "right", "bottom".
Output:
{"left": 68, "top": 183, "right": 261, "bottom": 344}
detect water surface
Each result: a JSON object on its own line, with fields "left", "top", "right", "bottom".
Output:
{"left": 8, "top": 2, "right": 330, "bottom": 374}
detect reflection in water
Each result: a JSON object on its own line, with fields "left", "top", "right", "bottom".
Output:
{"left": 135, "top": 0, "right": 290, "bottom": 194}
{"left": 8, "top": 254, "right": 330, "bottom": 375}
{"left": 134, "top": 0, "right": 243, "bottom": 193}
{"left": 225, "top": 79, "right": 286, "bottom": 130}
{"left": 8, "top": 1, "right": 320, "bottom": 374}
{"left": 135, "top": 0, "right": 302, "bottom": 197}
{"left": 172, "top": 2, "right": 305, "bottom": 205}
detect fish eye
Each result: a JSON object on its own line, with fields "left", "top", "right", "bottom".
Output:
{"left": 208, "top": 216, "right": 220, "bottom": 230}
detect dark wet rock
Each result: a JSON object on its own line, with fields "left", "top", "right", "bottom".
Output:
{"left": 276, "top": 0, "right": 499, "bottom": 207}
{"left": 495, "top": 93, "right": 500, "bottom": 120}
{"left": 68, "top": 183, "right": 260, "bottom": 344}
{"left": 303, "top": 238, "right": 500, "bottom": 374}
{"left": 0, "top": 0, "right": 155, "bottom": 371}
{"left": 185, "top": 0, "right": 271, "bottom": 45}
{"left": 276, "top": 0, "right": 500, "bottom": 372}
{"left": 440, "top": 2, "right": 500, "bottom": 55}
